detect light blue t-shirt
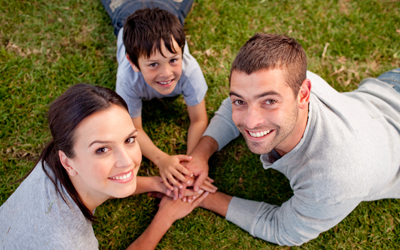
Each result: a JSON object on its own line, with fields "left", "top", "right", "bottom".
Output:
{"left": 0, "top": 162, "right": 98, "bottom": 249}
{"left": 115, "top": 28, "right": 208, "bottom": 118}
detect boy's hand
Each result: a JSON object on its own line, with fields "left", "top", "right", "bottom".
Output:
{"left": 158, "top": 154, "right": 193, "bottom": 190}
{"left": 182, "top": 155, "right": 209, "bottom": 192}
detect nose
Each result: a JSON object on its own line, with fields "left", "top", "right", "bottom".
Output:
{"left": 115, "top": 148, "right": 133, "bottom": 168}
{"left": 159, "top": 64, "right": 172, "bottom": 78}
{"left": 244, "top": 105, "right": 264, "bottom": 129}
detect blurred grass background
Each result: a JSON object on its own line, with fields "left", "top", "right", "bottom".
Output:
{"left": 1, "top": 0, "right": 400, "bottom": 249}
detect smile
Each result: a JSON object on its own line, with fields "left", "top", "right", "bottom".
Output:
{"left": 248, "top": 130, "right": 271, "bottom": 138}
{"left": 108, "top": 170, "right": 132, "bottom": 180}
{"left": 157, "top": 79, "right": 173, "bottom": 85}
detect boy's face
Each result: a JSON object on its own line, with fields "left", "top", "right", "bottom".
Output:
{"left": 128, "top": 38, "right": 183, "bottom": 95}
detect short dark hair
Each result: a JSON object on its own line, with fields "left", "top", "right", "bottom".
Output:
{"left": 230, "top": 33, "right": 307, "bottom": 96}
{"left": 123, "top": 8, "right": 186, "bottom": 69}
{"left": 37, "top": 84, "right": 128, "bottom": 222}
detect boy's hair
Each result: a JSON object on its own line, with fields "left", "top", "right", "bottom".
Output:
{"left": 230, "top": 33, "right": 307, "bottom": 96}
{"left": 123, "top": 8, "right": 186, "bottom": 69}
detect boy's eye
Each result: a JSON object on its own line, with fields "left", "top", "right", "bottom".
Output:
{"left": 126, "top": 136, "right": 136, "bottom": 144}
{"left": 170, "top": 58, "right": 178, "bottom": 63}
{"left": 96, "top": 147, "right": 109, "bottom": 154}
{"left": 265, "top": 99, "right": 276, "bottom": 105}
{"left": 149, "top": 63, "right": 158, "bottom": 67}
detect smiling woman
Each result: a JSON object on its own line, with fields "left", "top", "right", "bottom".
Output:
{"left": 0, "top": 84, "right": 209, "bottom": 249}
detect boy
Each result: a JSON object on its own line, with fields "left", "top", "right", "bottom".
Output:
{"left": 101, "top": 1, "right": 209, "bottom": 192}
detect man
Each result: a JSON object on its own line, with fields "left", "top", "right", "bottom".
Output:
{"left": 186, "top": 33, "right": 400, "bottom": 246}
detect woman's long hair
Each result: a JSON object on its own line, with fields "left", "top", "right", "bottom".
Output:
{"left": 36, "top": 83, "right": 128, "bottom": 222}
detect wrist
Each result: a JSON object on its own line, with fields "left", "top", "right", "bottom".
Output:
{"left": 153, "top": 151, "right": 169, "bottom": 167}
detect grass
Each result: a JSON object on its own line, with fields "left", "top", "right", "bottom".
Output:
{"left": 1, "top": 0, "right": 400, "bottom": 249}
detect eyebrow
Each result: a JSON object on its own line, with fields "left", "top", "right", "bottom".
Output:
{"left": 88, "top": 129, "right": 138, "bottom": 147}
{"left": 229, "top": 91, "right": 281, "bottom": 99}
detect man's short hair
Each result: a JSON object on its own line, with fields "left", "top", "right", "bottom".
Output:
{"left": 230, "top": 33, "right": 307, "bottom": 96}
{"left": 123, "top": 8, "right": 186, "bottom": 69}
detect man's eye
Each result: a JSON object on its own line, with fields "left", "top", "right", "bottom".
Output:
{"left": 126, "top": 137, "right": 136, "bottom": 144}
{"left": 96, "top": 147, "right": 109, "bottom": 154}
{"left": 233, "top": 100, "right": 244, "bottom": 105}
{"left": 266, "top": 99, "right": 276, "bottom": 105}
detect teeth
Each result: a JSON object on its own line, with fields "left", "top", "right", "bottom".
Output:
{"left": 110, "top": 171, "right": 132, "bottom": 180}
{"left": 249, "top": 130, "right": 271, "bottom": 138}
{"left": 158, "top": 80, "right": 172, "bottom": 85}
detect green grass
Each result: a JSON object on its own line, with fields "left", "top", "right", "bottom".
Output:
{"left": 1, "top": 0, "right": 400, "bottom": 249}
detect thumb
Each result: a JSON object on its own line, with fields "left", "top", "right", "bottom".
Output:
{"left": 193, "top": 172, "right": 207, "bottom": 192}
{"left": 177, "top": 155, "right": 193, "bottom": 162}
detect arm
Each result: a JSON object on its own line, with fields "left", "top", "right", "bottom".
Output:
{"left": 132, "top": 116, "right": 192, "bottom": 190}
{"left": 133, "top": 176, "right": 169, "bottom": 195}
{"left": 126, "top": 192, "right": 209, "bottom": 250}
{"left": 186, "top": 99, "right": 208, "bottom": 154}
{"left": 223, "top": 194, "right": 361, "bottom": 246}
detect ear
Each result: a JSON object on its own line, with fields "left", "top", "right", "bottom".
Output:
{"left": 58, "top": 150, "right": 78, "bottom": 177}
{"left": 298, "top": 79, "right": 311, "bottom": 109}
{"left": 126, "top": 54, "right": 140, "bottom": 72}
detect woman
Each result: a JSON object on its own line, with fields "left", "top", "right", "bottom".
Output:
{"left": 0, "top": 84, "right": 211, "bottom": 249}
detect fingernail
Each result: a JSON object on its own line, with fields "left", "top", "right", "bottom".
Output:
{"left": 179, "top": 185, "right": 183, "bottom": 189}
{"left": 179, "top": 194, "right": 182, "bottom": 198}
{"left": 198, "top": 190, "right": 204, "bottom": 194}
{"left": 187, "top": 181, "right": 191, "bottom": 184}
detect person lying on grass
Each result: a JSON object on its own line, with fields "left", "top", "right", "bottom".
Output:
{"left": 0, "top": 84, "right": 213, "bottom": 249}
{"left": 188, "top": 33, "right": 400, "bottom": 246}
{"left": 100, "top": 2, "right": 210, "bottom": 194}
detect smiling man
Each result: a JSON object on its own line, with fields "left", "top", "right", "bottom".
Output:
{"left": 185, "top": 33, "right": 400, "bottom": 246}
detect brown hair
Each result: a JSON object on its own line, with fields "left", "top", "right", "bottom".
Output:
{"left": 230, "top": 33, "right": 307, "bottom": 96}
{"left": 36, "top": 84, "right": 128, "bottom": 222}
{"left": 123, "top": 7, "right": 186, "bottom": 69}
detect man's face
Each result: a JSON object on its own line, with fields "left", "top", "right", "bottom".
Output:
{"left": 230, "top": 68, "right": 306, "bottom": 156}
{"left": 128, "top": 38, "right": 183, "bottom": 96}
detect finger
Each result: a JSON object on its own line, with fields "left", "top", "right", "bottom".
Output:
{"left": 173, "top": 186, "right": 179, "bottom": 200}
{"left": 177, "top": 155, "right": 193, "bottom": 163}
{"left": 162, "top": 176, "right": 174, "bottom": 191}
{"left": 192, "top": 191, "right": 209, "bottom": 207}
{"left": 179, "top": 183, "right": 188, "bottom": 199}
{"left": 201, "top": 180, "right": 218, "bottom": 192}
{"left": 206, "top": 176, "right": 214, "bottom": 183}
{"left": 173, "top": 163, "right": 193, "bottom": 179}
{"left": 183, "top": 188, "right": 203, "bottom": 197}
{"left": 193, "top": 172, "right": 207, "bottom": 192}
{"left": 166, "top": 173, "right": 184, "bottom": 189}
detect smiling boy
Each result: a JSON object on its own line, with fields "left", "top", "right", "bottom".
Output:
{"left": 100, "top": 2, "right": 208, "bottom": 191}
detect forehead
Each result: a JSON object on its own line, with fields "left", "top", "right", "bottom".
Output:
{"left": 140, "top": 37, "right": 182, "bottom": 61}
{"left": 73, "top": 105, "right": 134, "bottom": 146}
{"left": 230, "top": 69, "right": 290, "bottom": 94}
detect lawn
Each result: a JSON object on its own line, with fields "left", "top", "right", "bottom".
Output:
{"left": 1, "top": 0, "right": 400, "bottom": 249}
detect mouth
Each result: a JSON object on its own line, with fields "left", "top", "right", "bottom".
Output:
{"left": 108, "top": 170, "right": 134, "bottom": 183}
{"left": 247, "top": 130, "right": 272, "bottom": 138}
{"left": 157, "top": 79, "right": 174, "bottom": 86}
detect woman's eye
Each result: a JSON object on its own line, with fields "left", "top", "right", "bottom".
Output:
{"left": 126, "top": 137, "right": 136, "bottom": 144}
{"left": 96, "top": 147, "right": 109, "bottom": 154}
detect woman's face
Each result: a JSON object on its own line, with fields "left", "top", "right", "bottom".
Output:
{"left": 62, "top": 104, "right": 141, "bottom": 210}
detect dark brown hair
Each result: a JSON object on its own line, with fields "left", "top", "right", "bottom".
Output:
{"left": 230, "top": 33, "right": 307, "bottom": 96}
{"left": 123, "top": 7, "right": 186, "bottom": 69}
{"left": 37, "top": 83, "right": 128, "bottom": 222}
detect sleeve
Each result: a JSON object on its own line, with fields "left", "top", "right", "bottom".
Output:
{"left": 181, "top": 46, "right": 208, "bottom": 107}
{"left": 116, "top": 76, "right": 143, "bottom": 118}
{"left": 226, "top": 194, "right": 361, "bottom": 246}
{"left": 203, "top": 97, "right": 240, "bottom": 150}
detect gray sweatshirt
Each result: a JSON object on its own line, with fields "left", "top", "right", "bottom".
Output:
{"left": 203, "top": 71, "right": 400, "bottom": 246}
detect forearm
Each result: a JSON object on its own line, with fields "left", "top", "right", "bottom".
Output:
{"left": 136, "top": 127, "right": 169, "bottom": 166}
{"left": 187, "top": 119, "right": 208, "bottom": 154}
{"left": 133, "top": 177, "right": 164, "bottom": 195}
{"left": 126, "top": 211, "right": 172, "bottom": 250}
{"left": 189, "top": 136, "right": 219, "bottom": 161}
{"left": 200, "top": 191, "right": 232, "bottom": 217}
